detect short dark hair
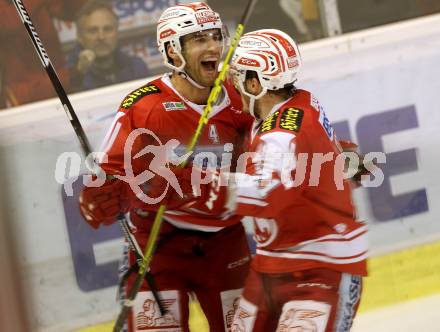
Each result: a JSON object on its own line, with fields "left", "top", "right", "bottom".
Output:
{"left": 245, "top": 70, "right": 296, "bottom": 97}
{"left": 76, "top": 0, "right": 119, "bottom": 29}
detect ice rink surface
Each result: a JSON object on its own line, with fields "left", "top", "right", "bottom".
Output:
{"left": 70, "top": 292, "right": 440, "bottom": 332}
{"left": 353, "top": 293, "right": 440, "bottom": 332}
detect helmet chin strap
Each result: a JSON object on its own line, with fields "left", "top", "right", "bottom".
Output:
{"left": 177, "top": 71, "right": 206, "bottom": 89}
{"left": 170, "top": 53, "right": 208, "bottom": 90}
{"left": 238, "top": 80, "right": 267, "bottom": 118}
{"left": 249, "top": 96, "right": 256, "bottom": 117}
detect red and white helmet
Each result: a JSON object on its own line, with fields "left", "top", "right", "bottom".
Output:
{"left": 231, "top": 29, "right": 302, "bottom": 100}
{"left": 157, "top": 2, "right": 225, "bottom": 73}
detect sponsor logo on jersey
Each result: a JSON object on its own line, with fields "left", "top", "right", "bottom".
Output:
{"left": 310, "top": 94, "right": 321, "bottom": 112}
{"left": 318, "top": 107, "right": 334, "bottom": 140}
{"left": 162, "top": 101, "right": 186, "bottom": 111}
{"left": 121, "top": 84, "right": 161, "bottom": 109}
{"left": 259, "top": 110, "right": 279, "bottom": 133}
{"left": 279, "top": 107, "right": 303, "bottom": 132}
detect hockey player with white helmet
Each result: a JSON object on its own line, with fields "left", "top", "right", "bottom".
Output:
{"left": 157, "top": 2, "right": 229, "bottom": 89}
{"left": 79, "top": 2, "right": 253, "bottom": 331}
{"left": 228, "top": 28, "right": 368, "bottom": 332}
{"left": 149, "top": 28, "right": 369, "bottom": 331}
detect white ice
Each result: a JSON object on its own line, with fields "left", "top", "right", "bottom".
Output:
{"left": 353, "top": 293, "right": 440, "bottom": 332}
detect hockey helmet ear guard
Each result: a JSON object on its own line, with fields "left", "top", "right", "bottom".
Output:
{"left": 157, "top": 2, "right": 228, "bottom": 88}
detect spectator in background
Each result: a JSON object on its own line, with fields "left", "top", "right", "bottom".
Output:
{"left": 279, "top": 0, "right": 322, "bottom": 41}
{"left": 68, "top": 0, "right": 149, "bottom": 92}
{"left": 0, "top": 0, "right": 88, "bottom": 107}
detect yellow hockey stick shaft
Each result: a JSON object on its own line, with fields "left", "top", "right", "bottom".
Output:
{"left": 113, "top": 1, "right": 258, "bottom": 330}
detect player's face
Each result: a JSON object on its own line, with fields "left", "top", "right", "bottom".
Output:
{"left": 78, "top": 9, "right": 118, "bottom": 58}
{"left": 181, "top": 29, "right": 224, "bottom": 86}
{"left": 232, "top": 74, "right": 251, "bottom": 113}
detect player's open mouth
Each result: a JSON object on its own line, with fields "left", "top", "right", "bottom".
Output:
{"left": 201, "top": 60, "right": 217, "bottom": 72}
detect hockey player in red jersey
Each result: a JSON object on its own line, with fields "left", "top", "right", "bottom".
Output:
{"left": 78, "top": 3, "right": 253, "bottom": 332}
{"left": 149, "top": 29, "right": 369, "bottom": 331}
{"left": 226, "top": 29, "right": 368, "bottom": 332}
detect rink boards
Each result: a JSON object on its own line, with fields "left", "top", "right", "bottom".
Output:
{"left": 1, "top": 13, "right": 440, "bottom": 332}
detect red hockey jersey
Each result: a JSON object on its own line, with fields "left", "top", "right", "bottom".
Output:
{"left": 99, "top": 74, "right": 253, "bottom": 232}
{"left": 234, "top": 89, "right": 368, "bottom": 276}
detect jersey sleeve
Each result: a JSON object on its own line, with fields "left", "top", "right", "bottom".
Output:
{"left": 98, "top": 106, "right": 143, "bottom": 176}
{"left": 98, "top": 82, "right": 164, "bottom": 176}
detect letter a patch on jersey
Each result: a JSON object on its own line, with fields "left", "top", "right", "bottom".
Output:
{"left": 209, "top": 124, "right": 220, "bottom": 143}
{"left": 121, "top": 84, "right": 161, "bottom": 109}
{"left": 279, "top": 107, "right": 303, "bottom": 132}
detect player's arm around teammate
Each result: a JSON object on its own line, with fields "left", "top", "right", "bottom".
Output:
{"left": 151, "top": 29, "right": 368, "bottom": 332}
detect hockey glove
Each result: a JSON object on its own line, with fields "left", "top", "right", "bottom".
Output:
{"left": 339, "top": 140, "right": 372, "bottom": 187}
{"left": 141, "top": 166, "right": 229, "bottom": 215}
{"left": 79, "top": 177, "right": 132, "bottom": 229}
{"left": 137, "top": 167, "right": 196, "bottom": 210}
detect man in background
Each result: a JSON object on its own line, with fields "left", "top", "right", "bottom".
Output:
{"left": 68, "top": 0, "right": 149, "bottom": 92}
{"left": 279, "top": 0, "right": 322, "bottom": 41}
{"left": 79, "top": 3, "right": 252, "bottom": 331}
{"left": 0, "top": 0, "right": 87, "bottom": 107}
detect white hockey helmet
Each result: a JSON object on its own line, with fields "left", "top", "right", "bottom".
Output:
{"left": 231, "top": 29, "right": 302, "bottom": 106}
{"left": 157, "top": 2, "right": 226, "bottom": 76}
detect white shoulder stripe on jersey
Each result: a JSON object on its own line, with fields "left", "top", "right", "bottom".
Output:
{"left": 256, "top": 249, "right": 368, "bottom": 265}
{"left": 166, "top": 208, "right": 233, "bottom": 220}
{"left": 99, "top": 111, "right": 125, "bottom": 154}
{"left": 282, "top": 231, "right": 368, "bottom": 258}
{"left": 163, "top": 215, "right": 224, "bottom": 232}
{"left": 236, "top": 196, "right": 269, "bottom": 206}
{"left": 288, "top": 226, "right": 368, "bottom": 247}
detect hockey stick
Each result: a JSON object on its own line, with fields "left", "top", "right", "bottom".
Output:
{"left": 112, "top": 0, "right": 259, "bottom": 330}
{"left": 11, "top": 0, "right": 167, "bottom": 315}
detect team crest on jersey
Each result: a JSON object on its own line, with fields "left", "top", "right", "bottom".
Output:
{"left": 162, "top": 101, "right": 186, "bottom": 111}
{"left": 279, "top": 107, "right": 304, "bottom": 132}
{"left": 253, "top": 218, "right": 278, "bottom": 246}
{"left": 259, "top": 110, "right": 280, "bottom": 133}
{"left": 121, "top": 84, "right": 161, "bottom": 109}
